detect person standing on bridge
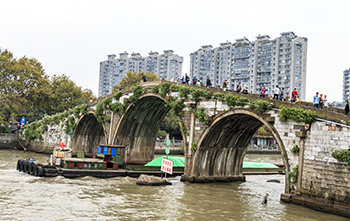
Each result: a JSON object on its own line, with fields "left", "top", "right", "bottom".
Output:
{"left": 236, "top": 82, "right": 242, "bottom": 93}
{"left": 259, "top": 87, "right": 266, "bottom": 98}
{"left": 324, "top": 95, "right": 328, "bottom": 107}
{"left": 273, "top": 85, "right": 280, "bottom": 100}
{"left": 222, "top": 80, "right": 228, "bottom": 91}
{"left": 345, "top": 101, "right": 349, "bottom": 115}
{"left": 142, "top": 74, "right": 147, "bottom": 82}
{"left": 206, "top": 76, "right": 212, "bottom": 88}
{"left": 185, "top": 73, "right": 190, "bottom": 84}
{"left": 280, "top": 87, "right": 285, "bottom": 101}
{"left": 319, "top": 94, "right": 324, "bottom": 109}
{"left": 291, "top": 88, "right": 299, "bottom": 103}
{"left": 313, "top": 92, "right": 319, "bottom": 109}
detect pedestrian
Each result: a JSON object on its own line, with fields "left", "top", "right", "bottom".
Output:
{"left": 197, "top": 80, "right": 201, "bottom": 86}
{"left": 236, "top": 82, "right": 242, "bottom": 93}
{"left": 170, "top": 77, "right": 175, "bottom": 82}
{"left": 185, "top": 73, "right": 190, "bottom": 84}
{"left": 242, "top": 87, "right": 248, "bottom": 94}
{"left": 259, "top": 87, "right": 266, "bottom": 98}
{"left": 192, "top": 75, "right": 197, "bottom": 85}
{"left": 206, "top": 76, "right": 212, "bottom": 88}
{"left": 223, "top": 80, "right": 228, "bottom": 91}
{"left": 291, "top": 88, "right": 299, "bottom": 103}
{"left": 345, "top": 101, "right": 349, "bottom": 115}
{"left": 119, "top": 85, "right": 123, "bottom": 91}
{"left": 273, "top": 85, "right": 280, "bottom": 100}
{"left": 324, "top": 95, "right": 328, "bottom": 107}
{"left": 142, "top": 74, "right": 147, "bottom": 82}
{"left": 181, "top": 75, "right": 186, "bottom": 84}
{"left": 319, "top": 94, "right": 324, "bottom": 109}
{"left": 280, "top": 87, "right": 284, "bottom": 101}
{"left": 313, "top": 92, "right": 319, "bottom": 109}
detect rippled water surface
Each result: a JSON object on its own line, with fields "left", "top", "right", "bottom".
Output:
{"left": 0, "top": 150, "right": 347, "bottom": 221}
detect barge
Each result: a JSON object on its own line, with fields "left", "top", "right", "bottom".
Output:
{"left": 16, "top": 144, "right": 285, "bottom": 178}
{"left": 16, "top": 144, "right": 184, "bottom": 178}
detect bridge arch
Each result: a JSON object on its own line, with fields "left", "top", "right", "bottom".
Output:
{"left": 71, "top": 111, "right": 106, "bottom": 153}
{"left": 113, "top": 93, "right": 187, "bottom": 163}
{"left": 191, "top": 109, "right": 290, "bottom": 192}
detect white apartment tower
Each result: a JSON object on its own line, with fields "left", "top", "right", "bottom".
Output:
{"left": 99, "top": 50, "right": 183, "bottom": 97}
{"left": 343, "top": 69, "right": 350, "bottom": 102}
{"left": 189, "top": 32, "right": 307, "bottom": 100}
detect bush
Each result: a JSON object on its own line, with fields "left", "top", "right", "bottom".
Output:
{"left": 331, "top": 149, "right": 350, "bottom": 164}
{"left": 151, "top": 86, "right": 160, "bottom": 94}
{"left": 288, "top": 165, "right": 298, "bottom": 183}
{"left": 249, "top": 100, "right": 274, "bottom": 113}
{"left": 166, "top": 97, "right": 185, "bottom": 116}
{"left": 213, "top": 92, "right": 224, "bottom": 101}
{"left": 129, "top": 85, "right": 145, "bottom": 104}
{"left": 159, "top": 82, "right": 171, "bottom": 98}
{"left": 192, "top": 107, "right": 209, "bottom": 125}
{"left": 278, "top": 106, "right": 316, "bottom": 123}
{"left": 178, "top": 86, "right": 191, "bottom": 99}
{"left": 191, "top": 142, "right": 198, "bottom": 152}
{"left": 113, "top": 91, "right": 123, "bottom": 101}
{"left": 291, "top": 145, "right": 299, "bottom": 155}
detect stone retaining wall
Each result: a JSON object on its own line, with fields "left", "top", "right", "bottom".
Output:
{"left": 301, "top": 159, "right": 350, "bottom": 202}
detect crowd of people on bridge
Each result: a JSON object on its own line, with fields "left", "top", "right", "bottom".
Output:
{"left": 312, "top": 92, "right": 328, "bottom": 109}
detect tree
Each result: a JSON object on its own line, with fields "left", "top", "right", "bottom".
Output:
{"left": 0, "top": 49, "right": 95, "bottom": 130}
{"left": 159, "top": 112, "right": 182, "bottom": 139}
{"left": 112, "top": 71, "right": 159, "bottom": 93}
{"left": 50, "top": 74, "right": 93, "bottom": 113}
{"left": 0, "top": 49, "right": 51, "bottom": 123}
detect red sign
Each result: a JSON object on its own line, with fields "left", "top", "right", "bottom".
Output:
{"left": 161, "top": 158, "right": 173, "bottom": 174}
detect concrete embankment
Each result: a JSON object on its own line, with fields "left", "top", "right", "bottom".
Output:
{"left": 281, "top": 193, "right": 350, "bottom": 218}
{"left": 0, "top": 133, "right": 20, "bottom": 149}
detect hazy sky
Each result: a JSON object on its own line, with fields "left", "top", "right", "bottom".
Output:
{"left": 1, "top": 0, "right": 349, "bottom": 102}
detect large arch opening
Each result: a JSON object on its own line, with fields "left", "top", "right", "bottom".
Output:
{"left": 191, "top": 109, "right": 290, "bottom": 192}
{"left": 113, "top": 94, "right": 186, "bottom": 163}
{"left": 71, "top": 112, "right": 105, "bottom": 154}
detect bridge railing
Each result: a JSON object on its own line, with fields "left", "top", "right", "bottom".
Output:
{"left": 155, "top": 139, "right": 184, "bottom": 148}
{"left": 90, "top": 80, "right": 350, "bottom": 125}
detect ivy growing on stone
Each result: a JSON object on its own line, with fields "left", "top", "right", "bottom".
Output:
{"left": 249, "top": 100, "right": 274, "bottom": 113}
{"left": 159, "top": 82, "right": 171, "bottom": 98}
{"left": 151, "top": 85, "right": 160, "bottom": 94}
{"left": 113, "top": 91, "right": 123, "bottom": 101}
{"left": 278, "top": 106, "right": 316, "bottom": 123}
{"left": 291, "top": 145, "right": 299, "bottom": 155}
{"left": 129, "top": 85, "right": 145, "bottom": 103}
{"left": 166, "top": 97, "right": 185, "bottom": 117}
{"left": 331, "top": 149, "right": 350, "bottom": 165}
{"left": 64, "top": 115, "right": 76, "bottom": 134}
{"left": 288, "top": 165, "right": 298, "bottom": 183}
{"left": 191, "top": 142, "right": 198, "bottom": 152}
{"left": 213, "top": 92, "right": 225, "bottom": 101}
{"left": 191, "top": 107, "right": 209, "bottom": 125}
{"left": 178, "top": 86, "right": 191, "bottom": 99}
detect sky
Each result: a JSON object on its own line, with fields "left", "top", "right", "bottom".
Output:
{"left": 1, "top": 0, "right": 349, "bottom": 102}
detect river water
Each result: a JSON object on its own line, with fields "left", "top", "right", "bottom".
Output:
{"left": 0, "top": 150, "right": 347, "bottom": 221}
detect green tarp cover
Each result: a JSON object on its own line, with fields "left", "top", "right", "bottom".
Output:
{"left": 144, "top": 156, "right": 185, "bottom": 167}
{"left": 144, "top": 157, "right": 277, "bottom": 169}
{"left": 243, "top": 162, "right": 279, "bottom": 169}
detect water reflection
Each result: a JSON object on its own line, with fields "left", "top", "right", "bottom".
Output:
{"left": 0, "top": 150, "right": 347, "bottom": 221}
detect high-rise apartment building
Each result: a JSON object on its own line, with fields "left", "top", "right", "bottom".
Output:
{"left": 190, "top": 32, "right": 307, "bottom": 100}
{"left": 99, "top": 50, "right": 183, "bottom": 97}
{"left": 343, "top": 69, "right": 350, "bottom": 102}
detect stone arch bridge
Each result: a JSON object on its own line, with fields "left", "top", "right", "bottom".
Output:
{"left": 26, "top": 81, "right": 350, "bottom": 217}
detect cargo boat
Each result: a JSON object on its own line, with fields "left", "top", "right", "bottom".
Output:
{"left": 16, "top": 145, "right": 284, "bottom": 178}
